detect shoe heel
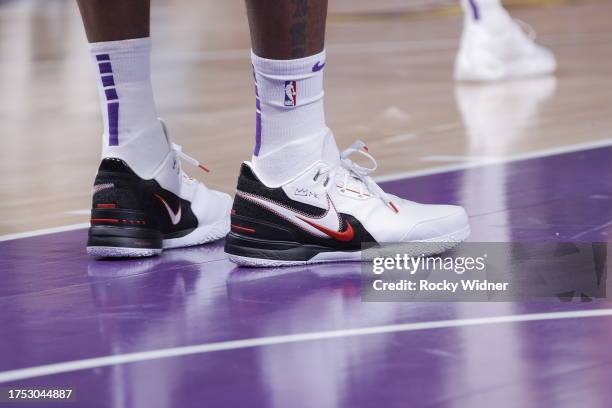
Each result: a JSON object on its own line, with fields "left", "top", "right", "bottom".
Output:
{"left": 224, "top": 232, "right": 306, "bottom": 263}
{"left": 87, "top": 208, "right": 163, "bottom": 257}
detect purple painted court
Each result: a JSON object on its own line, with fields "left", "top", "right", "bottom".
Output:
{"left": 1, "top": 145, "right": 612, "bottom": 408}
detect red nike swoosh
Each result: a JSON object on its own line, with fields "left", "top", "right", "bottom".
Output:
{"left": 297, "top": 216, "right": 355, "bottom": 242}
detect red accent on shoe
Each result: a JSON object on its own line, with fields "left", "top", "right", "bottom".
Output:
{"left": 335, "top": 184, "right": 371, "bottom": 197}
{"left": 91, "top": 218, "right": 146, "bottom": 225}
{"left": 96, "top": 203, "right": 117, "bottom": 209}
{"left": 363, "top": 145, "right": 369, "bottom": 152}
{"left": 389, "top": 202, "right": 399, "bottom": 213}
{"left": 91, "top": 218, "right": 119, "bottom": 224}
{"left": 297, "top": 217, "right": 355, "bottom": 242}
{"left": 231, "top": 224, "right": 256, "bottom": 234}
{"left": 198, "top": 164, "right": 210, "bottom": 173}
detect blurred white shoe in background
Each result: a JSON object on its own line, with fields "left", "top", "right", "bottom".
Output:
{"left": 455, "top": 2, "right": 557, "bottom": 81}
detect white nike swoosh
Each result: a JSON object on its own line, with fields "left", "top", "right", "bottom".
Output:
{"left": 155, "top": 194, "right": 182, "bottom": 225}
{"left": 236, "top": 191, "right": 341, "bottom": 238}
{"left": 92, "top": 183, "right": 114, "bottom": 195}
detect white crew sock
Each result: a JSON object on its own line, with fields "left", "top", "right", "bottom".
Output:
{"left": 250, "top": 50, "right": 332, "bottom": 187}
{"left": 461, "top": 0, "right": 512, "bottom": 33}
{"left": 89, "top": 37, "right": 169, "bottom": 179}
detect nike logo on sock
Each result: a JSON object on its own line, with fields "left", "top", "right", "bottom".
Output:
{"left": 312, "top": 61, "right": 326, "bottom": 72}
{"left": 236, "top": 191, "right": 354, "bottom": 242}
{"left": 155, "top": 194, "right": 182, "bottom": 225}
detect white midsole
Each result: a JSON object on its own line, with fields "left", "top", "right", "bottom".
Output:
{"left": 163, "top": 216, "right": 230, "bottom": 249}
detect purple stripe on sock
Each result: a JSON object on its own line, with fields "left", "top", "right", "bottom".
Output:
{"left": 254, "top": 112, "right": 262, "bottom": 156}
{"left": 105, "top": 88, "right": 118, "bottom": 101}
{"left": 253, "top": 69, "right": 261, "bottom": 155}
{"left": 468, "top": 0, "right": 480, "bottom": 20}
{"left": 101, "top": 75, "right": 115, "bottom": 87}
{"left": 98, "top": 62, "right": 112, "bottom": 74}
{"left": 96, "top": 54, "right": 110, "bottom": 62}
{"left": 108, "top": 102, "right": 119, "bottom": 146}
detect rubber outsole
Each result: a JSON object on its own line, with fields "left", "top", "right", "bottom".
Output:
{"left": 86, "top": 246, "right": 162, "bottom": 258}
{"left": 227, "top": 225, "right": 471, "bottom": 267}
{"left": 87, "top": 216, "right": 230, "bottom": 258}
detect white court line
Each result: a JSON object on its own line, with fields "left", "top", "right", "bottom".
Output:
{"left": 375, "top": 138, "right": 612, "bottom": 182}
{"left": 570, "top": 219, "right": 612, "bottom": 240}
{"left": 1, "top": 138, "right": 611, "bottom": 242}
{"left": 420, "top": 155, "right": 500, "bottom": 163}
{"left": 0, "top": 223, "right": 90, "bottom": 243}
{"left": 0, "top": 309, "right": 611, "bottom": 384}
{"left": 65, "top": 209, "right": 90, "bottom": 216}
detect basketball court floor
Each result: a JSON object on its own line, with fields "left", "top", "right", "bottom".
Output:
{"left": 1, "top": 0, "right": 612, "bottom": 406}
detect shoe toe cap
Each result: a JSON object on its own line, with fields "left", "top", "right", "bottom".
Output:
{"left": 538, "top": 46, "right": 557, "bottom": 72}
{"left": 400, "top": 204, "right": 470, "bottom": 242}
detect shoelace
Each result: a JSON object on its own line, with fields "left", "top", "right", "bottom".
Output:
{"left": 514, "top": 19, "right": 537, "bottom": 41}
{"left": 315, "top": 141, "right": 399, "bottom": 213}
{"left": 171, "top": 143, "right": 210, "bottom": 173}
{"left": 159, "top": 118, "right": 210, "bottom": 174}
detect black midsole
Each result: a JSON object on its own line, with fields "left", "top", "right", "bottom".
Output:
{"left": 224, "top": 232, "right": 362, "bottom": 262}
{"left": 163, "top": 227, "right": 197, "bottom": 240}
{"left": 88, "top": 225, "right": 162, "bottom": 249}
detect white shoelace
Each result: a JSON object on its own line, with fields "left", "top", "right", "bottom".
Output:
{"left": 161, "top": 119, "right": 394, "bottom": 213}
{"left": 315, "top": 140, "right": 399, "bottom": 213}
{"left": 159, "top": 118, "right": 210, "bottom": 175}
{"left": 514, "top": 19, "right": 537, "bottom": 41}
{"left": 171, "top": 143, "right": 210, "bottom": 173}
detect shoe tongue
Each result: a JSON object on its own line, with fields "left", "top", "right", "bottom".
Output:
{"left": 322, "top": 135, "right": 373, "bottom": 196}
{"left": 159, "top": 119, "right": 172, "bottom": 149}
{"left": 321, "top": 132, "right": 341, "bottom": 166}
{"left": 335, "top": 166, "right": 369, "bottom": 196}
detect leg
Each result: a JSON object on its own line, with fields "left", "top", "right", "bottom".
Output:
{"left": 78, "top": 0, "right": 231, "bottom": 258}
{"left": 224, "top": 1, "right": 470, "bottom": 266}
{"left": 76, "top": 0, "right": 149, "bottom": 43}
{"left": 76, "top": 0, "right": 166, "bottom": 177}
{"left": 244, "top": 0, "right": 331, "bottom": 186}
{"left": 245, "top": 0, "right": 327, "bottom": 59}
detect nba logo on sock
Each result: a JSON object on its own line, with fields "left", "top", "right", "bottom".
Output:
{"left": 284, "top": 80, "right": 297, "bottom": 107}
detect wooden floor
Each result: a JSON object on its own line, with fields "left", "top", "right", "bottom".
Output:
{"left": 0, "top": 0, "right": 611, "bottom": 234}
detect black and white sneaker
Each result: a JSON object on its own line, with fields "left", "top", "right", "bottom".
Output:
{"left": 225, "top": 140, "right": 470, "bottom": 267}
{"left": 87, "top": 135, "right": 231, "bottom": 258}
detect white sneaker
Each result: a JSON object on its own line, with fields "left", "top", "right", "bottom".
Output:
{"left": 454, "top": 17, "right": 557, "bottom": 81}
{"left": 87, "top": 121, "right": 232, "bottom": 258}
{"left": 225, "top": 135, "right": 470, "bottom": 267}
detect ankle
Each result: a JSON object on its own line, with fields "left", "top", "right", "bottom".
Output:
{"left": 250, "top": 129, "right": 338, "bottom": 187}
{"left": 102, "top": 120, "right": 170, "bottom": 180}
